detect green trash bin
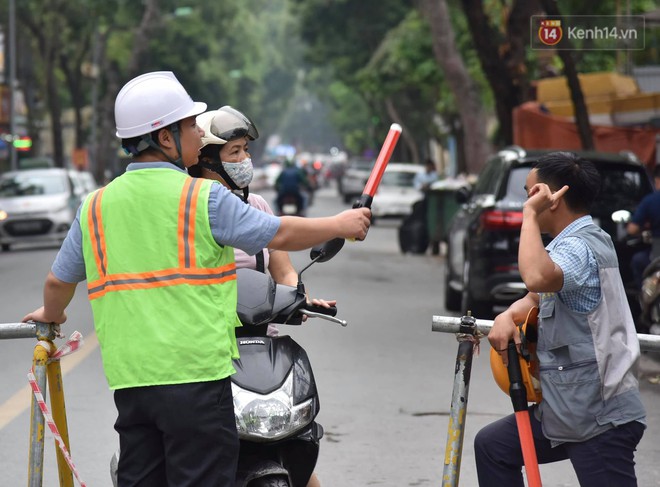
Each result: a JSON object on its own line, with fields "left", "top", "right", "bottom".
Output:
{"left": 426, "top": 179, "right": 469, "bottom": 255}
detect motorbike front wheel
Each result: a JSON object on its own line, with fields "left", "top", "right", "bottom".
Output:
{"left": 252, "top": 476, "right": 290, "bottom": 487}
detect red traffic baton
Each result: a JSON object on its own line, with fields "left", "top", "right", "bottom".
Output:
{"left": 328, "top": 123, "right": 402, "bottom": 249}
{"left": 352, "top": 123, "right": 403, "bottom": 210}
{"left": 507, "top": 341, "right": 543, "bottom": 487}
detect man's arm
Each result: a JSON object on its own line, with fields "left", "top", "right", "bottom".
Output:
{"left": 269, "top": 208, "right": 371, "bottom": 251}
{"left": 488, "top": 292, "right": 540, "bottom": 366}
{"left": 627, "top": 195, "right": 651, "bottom": 236}
{"left": 22, "top": 272, "right": 78, "bottom": 324}
{"left": 519, "top": 184, "right": 567, "bottom": 292}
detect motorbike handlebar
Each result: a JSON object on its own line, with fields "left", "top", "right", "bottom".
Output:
{"left": 303, "top": 304, "right": 338, "bottom": 317}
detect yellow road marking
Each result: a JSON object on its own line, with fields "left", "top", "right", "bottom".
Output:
{"left": 0, "top": 331, "right": 99, "bottom": 430}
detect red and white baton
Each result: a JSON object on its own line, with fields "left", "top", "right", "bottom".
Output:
{"left": 327, "top": 123, "right": 402, "bottom": 248}
{"left": 352, "top": 123, "right": 403, "bottom": 209}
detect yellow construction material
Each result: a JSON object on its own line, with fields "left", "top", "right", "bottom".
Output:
{"left": 537, "top": 72, "right": 639, "bottom": 103}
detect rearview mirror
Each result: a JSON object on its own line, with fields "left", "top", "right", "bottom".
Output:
{"left": 611, "top": 210, "right": 631, "bottom": 224}
{"left": 310, "top": 238, "right": 345, "bottom": 262}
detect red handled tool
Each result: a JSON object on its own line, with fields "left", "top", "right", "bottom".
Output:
{"left": 352, "top": 123, "right": 403, "bottom": 210}
{"left": 328, "top": 123, "right": 402, "bottom": 248}
{"left": 507, "top": 340, "right": 543, "bottom": 487}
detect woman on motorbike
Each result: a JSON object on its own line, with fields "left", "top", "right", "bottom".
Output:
{"left": 188, "top": 106, "right": 325, "bottom": 487}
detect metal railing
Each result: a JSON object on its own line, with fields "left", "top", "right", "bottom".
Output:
{"left": 1, "top": 321, "right": 74, "bottom": 487}
{"left": 432, "top": 315, "right": 660, "bottom": 352}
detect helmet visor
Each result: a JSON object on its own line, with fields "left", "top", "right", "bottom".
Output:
{"left": 209, "top": 106, "right": 259, "bottom": 142}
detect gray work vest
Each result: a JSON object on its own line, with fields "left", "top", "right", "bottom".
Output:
{"left": 537, "top": 224, "right": 646, "bottom": 443}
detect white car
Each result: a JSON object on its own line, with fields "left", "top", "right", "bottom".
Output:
{"left": 370, "top": 163, "right": 425, "bottom": 220}
{"left": 339, "top": 158, "right": 374, "bottom": 204}
{"left": 0, "top": 168, "right": 97, "bottom": 251}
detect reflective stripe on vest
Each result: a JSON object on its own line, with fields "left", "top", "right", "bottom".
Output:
{"left": 85, "top": 177, "right": 236, "bottom": 300}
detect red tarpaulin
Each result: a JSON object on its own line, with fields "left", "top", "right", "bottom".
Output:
{"left": 513, "top": 102, "right": 659, "bottom": 170}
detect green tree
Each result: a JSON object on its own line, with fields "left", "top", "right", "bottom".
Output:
{"left": 291, "top": 0, "right": 415, "bottom": 156}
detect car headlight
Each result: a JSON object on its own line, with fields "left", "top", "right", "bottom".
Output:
{"left": 232, "top": 372, "right": 314, "bottom": 441}
{"left": 0, "top": 210, "right": 7, "bottom": 221}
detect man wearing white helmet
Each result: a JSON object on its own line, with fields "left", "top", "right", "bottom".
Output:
{"left": 23, "top": 71, "right": 370, "bottom": 487}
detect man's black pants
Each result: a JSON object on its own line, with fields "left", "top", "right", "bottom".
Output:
{"left": 114, "top": 378, "right": 238, "bottom": 487}
{"left": 474, "top": 404, "right": 645, "bottom": 487}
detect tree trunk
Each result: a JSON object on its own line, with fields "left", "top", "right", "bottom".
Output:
{"left": 94, "top": 0, "right": 164, "bottom": 182}
{"left": 18, "top": 7, "right": 65, "bottom": 166}
{"left": 384, "top": 98, "right": 420, "bottom": 164}
{"left": 45, "top": 54, "right": 65, "bottom": 167}
{"left": 60, "top": 35, "right": 92, "bottom": 149}
{"left": 126, "top": 0, "right": 162, "bottom": 77}
{"left": 538, "top": 0, "right": 594, "bottom": 150}
{"left": 421, "top": 0, "right": 491, "bottom": 175}
{"left": 461, "top": 0, "right": 539, "bottom": 146}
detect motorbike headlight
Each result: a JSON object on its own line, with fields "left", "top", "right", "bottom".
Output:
{"left": 232, "top": 372, "right": 314, "bottom": 441}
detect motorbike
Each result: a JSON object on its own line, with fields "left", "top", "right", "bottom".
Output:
{"left": 639, "top": 238, "right": 660, "bottom": 336}
{"left": 276, "top": 192, "right": 307, "bottom": 216}
{"left": 110, "top": 238, "right": 346, "bottom": 487}
{"left": 612, "top": 209, "right": 660, "bottom": 335}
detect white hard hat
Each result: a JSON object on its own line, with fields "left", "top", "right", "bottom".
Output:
{"left": 198, "top": 106, "right": 259, "bottom": 149}
{"left": 115, "top": 71, "right": 207, "bottom": 139}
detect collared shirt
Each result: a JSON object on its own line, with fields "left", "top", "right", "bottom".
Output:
{"left": 545, "top": 215, "right": 601, "bottom": 312}
{"left": 52, "top": 162, "right": 280, "bottom": 283}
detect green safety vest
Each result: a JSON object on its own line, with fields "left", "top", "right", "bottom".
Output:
{"left": 80, "top": 168, "right": 240, "bottom": 390}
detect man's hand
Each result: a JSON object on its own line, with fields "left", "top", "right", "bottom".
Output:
{"left": 336, "top": 208, "right": 371, "bottom": 240}
{"left": 22, "top": 306, "right": 67, "bottom": 325}
{"left": 488, "top": 294, "right": 539, "bottom": 366}
{"left": 488, "top": 311, "right": 520, "bottom": 367}
{"left": 525, "top": 183, "right": 569, "bottom": 217}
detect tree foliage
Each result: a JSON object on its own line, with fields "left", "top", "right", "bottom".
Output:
{"left": 1, "top": 0, "right": 657, "bottom": 175}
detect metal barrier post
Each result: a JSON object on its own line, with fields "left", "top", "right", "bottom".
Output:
{"left": 1, "top": 321, "right": 80, "bottom": 487}
{"left": 47, "top": 359, "right": 74, "bottom": 487}
{"left": 442, "top": 313, "right": 479, "bottom": 487}
{"left": 28, "top": 323, "right": 54, "bottom": 487}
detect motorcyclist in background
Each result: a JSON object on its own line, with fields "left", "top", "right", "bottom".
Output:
{"left": 627, "top": 164, "right": 660, "bottom": 290}
{"left": 275, "top": 158, "right": 311, "bottom": 215}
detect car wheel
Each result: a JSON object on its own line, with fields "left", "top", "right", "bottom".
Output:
{"left": 1, "top": 243, "right": 10, "bottom": 252}
{"left": 252, "top": 476, "right": 290, "bottom": 487}
{"left": 460, "top": 260, "right": 492, "bottom": 319}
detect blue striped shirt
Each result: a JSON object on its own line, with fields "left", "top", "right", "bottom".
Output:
{"left": 545, "top": 215, "right": 601, "bottom": 312}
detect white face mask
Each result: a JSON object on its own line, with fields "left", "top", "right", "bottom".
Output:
{"left": 221, "top": 157, "right": 253, "bottom": 188}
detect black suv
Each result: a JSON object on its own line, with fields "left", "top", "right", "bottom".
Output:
{"left": 444, "top": 147, "right": 653, "bottom": 320}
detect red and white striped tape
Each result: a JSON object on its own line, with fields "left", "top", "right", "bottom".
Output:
{"left": 49, "top": 330, "right": 84, "bottom": 361}
{"left": 28, "top": 331, "right": 87, "bottom": 486}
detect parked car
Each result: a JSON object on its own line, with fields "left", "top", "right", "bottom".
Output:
{"left": 370, "top": 163, "right": 425, "bottom": 220}
{"left": 339, "top": 158, "right": 374, "bottom": 204}
{"left": 444, "top": 147, "right": 653, "bottom": 320}
{"left": 0, "top": 168, "right": 98, "bottom": 251}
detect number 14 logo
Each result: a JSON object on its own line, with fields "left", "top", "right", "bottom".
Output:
{"left": 539, "top": 19, "right": 563, "bottom": 46}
